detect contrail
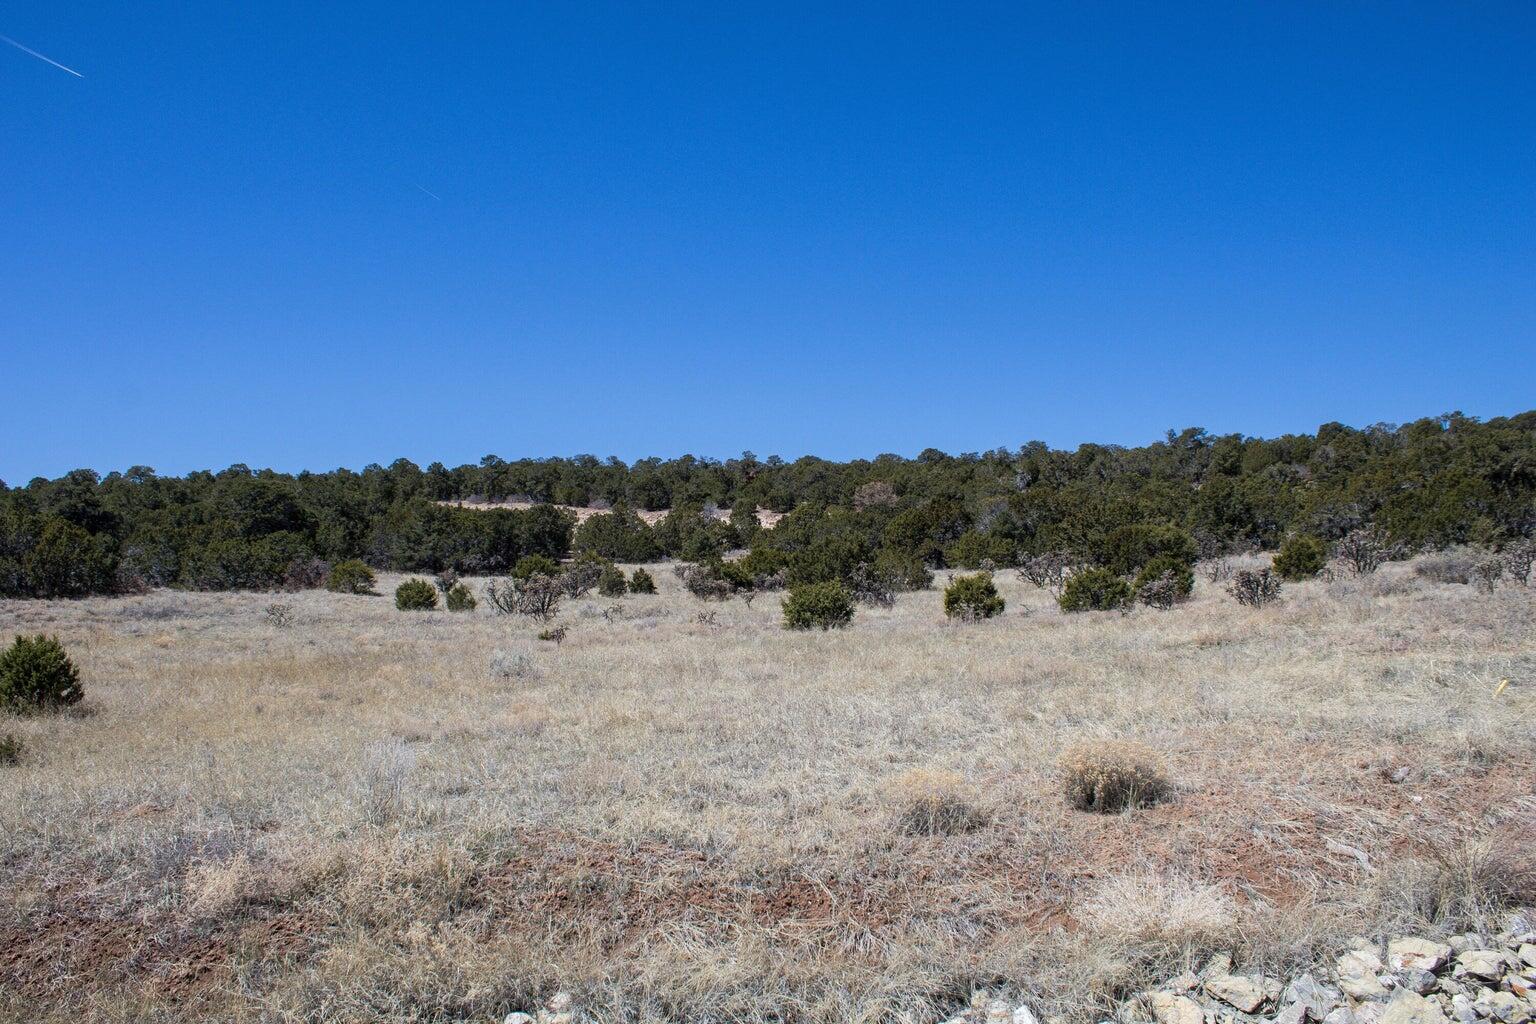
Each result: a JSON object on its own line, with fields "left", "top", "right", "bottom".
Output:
{"left": 1, "top": 33, "right": 84, "bottom": 77}
{"left": 414, "top": 183, "right": 442, "bottom": 201}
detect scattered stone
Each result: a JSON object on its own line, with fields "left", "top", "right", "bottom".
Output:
{"left": 1287, "top": 973, "right": 1343, "bottom": 1018}
{"left": 1484, "top": 991, "right": 1533, "bottom": 1024}
{"left": 1324, "top": 1009, "right": 1361, "bottom": 1024}
{"left": 1381, "top": 989, "right": 1448, "bottom": 1024}
{"left": 1392, "top": 939, "right": 1455, "bottom": 974}
{"left": 1167, "top": 972, "right": 1200, "bottom": 994}
{"left": 1401, "top": 970, "right": 1439, "bottom": 995}
{"left": 1519, "top": 946, "right": 1536, "bottom": 970}
{"left": 986, "top": 998, "right": 1011, "bottom": 1024}
{"left": 1011, "top": 1006, "right": 1039, "bottom": 1024}
{"left": 503, "top": 1015, "right": 534, "bottom": 1024}
{"left": 1450, "top": 994, "right": 1480, "bottom": 1024}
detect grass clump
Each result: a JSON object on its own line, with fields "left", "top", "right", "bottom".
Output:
{"left": 891, "top": 768, "right": 989, "bottom": 836}
{"left": 1, "top": 634, "right": 84, "bottom": 715}
{"left": 943, "top": 572, "right": 1004, "bottom": 620}
{"left": 781, "top": 580, "right": 854, "bottom": 630}
{"left": 326, "top": 559, "right": 377, "bottom": 594}
{"left": 1061, "top": 740, "right": 1169, "bottom": 813}
{"left": 0, "top": 733, "right": 23, "bottom": 765}
{"left": 394, "top": 578, "right": 438, "bottom": 611}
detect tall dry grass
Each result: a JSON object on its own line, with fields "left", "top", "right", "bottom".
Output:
{"left": 1, "top": 561, "right": 1533, "bottom": 1023}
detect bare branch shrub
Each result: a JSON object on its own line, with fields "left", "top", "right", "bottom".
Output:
{"left": 1198, "top": 558, "right": 1235, "bottom": 584}
{"left": 852, "top": 480, "right": 898, "bottom": 510}
{"left": 1503, "top": 539, "right": 1534, "bottom": 586}
{"left": 1017, "top": 552, "right": 1074, "bottom": 595}
{"left": 1334, "top": 526, "right": 1399, "bottom": 576}
{"left": 1136, "top": 571, "right": 1181, "bottom": 611}
{"left": 1415, "top": 551, "right": 1475, "bottom": 585}
{"left": 677, "top": 563, "right": 733, "bottom": 601}
{"left": 1227, "top": 568, "right": 1281, "bottom": 607}
{"left": 264, "top": 602, "right": 294, "bottom": 629}
{"left": 847, "top": 562, "right": 896, "bottom": 608}
{"left": 484, "top": 574, "right": 563, "bottom": 620}
{"left": 1472, "top": 557, "right": 1504, "bottom": 593}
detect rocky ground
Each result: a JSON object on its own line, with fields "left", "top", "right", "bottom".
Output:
{"left": 492, "top": 921, "right": 1536, "bottom": 1024}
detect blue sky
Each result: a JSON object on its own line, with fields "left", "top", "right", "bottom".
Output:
{"left": 3, "top": 3, "right": 1534, "bottom": 482}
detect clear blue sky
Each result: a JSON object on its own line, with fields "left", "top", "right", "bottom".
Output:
{"left": 4, "top": 3, "right": 1534, "bottom": 482}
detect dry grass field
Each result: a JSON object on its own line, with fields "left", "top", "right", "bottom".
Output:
{"left": 2, "top": 563, "right": 1533, "bottom": 1024}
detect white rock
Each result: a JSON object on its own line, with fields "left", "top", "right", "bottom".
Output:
{"left": 547, "top": 993, "right": 574, "bottom": 1013}
{"left": 1485, "top": 990, "right": 1533, "bottom": 1023}
{"left": 1449, "top": 995, "right": 1479, "bottom": 1024}
{"left": 504, "top": 1015, "right": 535, "bottom": 1024}
{"left": 1520, "top": 945, "right": 1536, "bottom": 970}
{"left": 1380, "top": 989, "right": 1447, "bottom": 1024}
{"left": 1324, "top": 1009, "right": 1360, "bottom": 1024}
{"left": 1011, "top": 1005, "right": 1039, "bottom": 1024}
{"left": 1148, "top": 992, "right": 1205, "bottom": 1024}
{"left": 1459, "top": 950, "right": 1507, "bottom": 981}
{"left": 986, "top": 999, "right": 1011, "bottom": 1024}
{"left": 1390, "top": 938, "right": 1454, "bottom": 974}
{"left": 1206, "top": 974, "right": 1274, "bottom": 1013}
{"left": 1340, "top": 950, "right": 1391, "bottom": 1000}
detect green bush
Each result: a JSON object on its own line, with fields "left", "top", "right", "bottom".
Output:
{"left": 395, "top": 578, "right": 438, "bottom": 610}
{"left": 1096, "top": 524, "right": 1198, "bottom": 576}
{"left": 781, "top": 581, "right": 855, "bottom": 631}
{"left": 628, "top": 567, "right": 657, "bottom": 594}
{"left": 1058, "top": 567, "right": 1133, "bottom": 612}
{"left": 944, "top": 532, "right": 1016, "bottom": 570}
{"left": 572, "top": 505, "right": 663, "bottom": 562}
{"left": 1, "top": 635, "right": 84, "bottom": 714}
{"left": 1273, "top": 535, "right": 1326, "bottom": 580}
{"left": 445, "top": 583, "right": 476, "bottom": 611}
{"left": 943, "top": 572, "right": 1005, "bottom": 620}
{"left": 1131, "top": 555, "right": 1194, "bottom": 600}
{"left": 873, "top": 549, "right": 934, "bottom": 590}
{"left": 22, "top": 519, "right": 119, "bottom": 598}
{"left": 597, "top": 564, "right": 628, "bottom": 597}
{"left": 512, "top": 554, "right": 560, "bottom": 581}
{"left": 326, "top": 559, "right": 377, "bottom": 594}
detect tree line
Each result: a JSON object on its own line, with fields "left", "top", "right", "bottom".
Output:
{"left": 2, "top": 410, "right": 1533, "bottom": 599}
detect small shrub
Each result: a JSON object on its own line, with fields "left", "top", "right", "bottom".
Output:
{"left": 445, "top": 583, "right": 476, "bottom": 611}
{"left": 679, "top": 563, "right": 734, "bottom": 601}
{"left": 1227, "top": 567, "right": 1282, "bottom": 607}
{"left": 781, "top": 581, "right": 855, "bottom": 631}
{"left": 0, "top": 733, "right": 23, "bottom": 765}
{"left": 1058, "top": 568, "right": 1132, "bottom": 613}
{"left": 1273, "top": 535, "right": 1326, "bottom": 580}
{"left": 282, "top": 557, "right": 330, "bottom": 591}
{"left": 559, "top": 554, "right": 606, "bottom": 598}
{"left": 1416, "top": 551, "right": 1476, "bottom": 585}
{"left": 890, "top": 769, "right": 988, "bottom": 837}
{"left": 1061, "top": 740, "right": 1169, "bottom": 813}
{"left": 597, "top": 565, "right": 628, "bottom": 598}
{"left": 943, "top": 572, "right": 1005, "bottom": 620}
{"left": 489, "top": 647, "right": 536, "bottom": 680}
{"left": 1018, "top": 552, "right": 1074, "bottom": 594}
{"left": 1504, "top": 540, "right": 1534, "bottom": 586}
{"left": 1, "top": 635, "right": 84, "bottom": 715}
{"left": 538, "top": 625, "right": 568, "bottom": 645}
{"left": 1132, "top": 555, "right": 1193, "bottom": 602}
{"left": 1472, "top": 557, "right": 1504, "bottom": 593}
{"left": 1135, "top": 571, "right": 1181, "bottom": 611}
{"left": 1335, "top": 526, "right": 1399, "bottom": 576}
{"left": 1198, "top": 557, "right": 1234, "bottom": 584}
{"left": 628, "top": 567, "right": 657, "bottom": 594}
{"left": 512, "top": 555, "right": 560, "bottom": 581}
{"left": 873, "top": 549, "right": 933, "bottom": 591}
{"left": 847, "top": 562, "right": 896, "bottom": 608}
{"left": 326, "top": 560, "right": 377, "bottom": 595}
{"left": 264, "top": 602, "right": 294, "bottom": 628}
{"left": 394, "top": 578, "right": 438, "bottom": 611}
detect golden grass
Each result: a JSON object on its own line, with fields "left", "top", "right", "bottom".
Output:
{"left": 1, "top": 562, "right": 1533, "bottom": 1023}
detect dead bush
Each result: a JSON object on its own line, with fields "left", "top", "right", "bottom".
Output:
{"left": 1061, "top": 740, "right": 1170, "bottom": 813}
{"left": 1227, "top": 568, "right": 1281, "bottom": 607}
{"left": 1375, "top": 838, "right": 1536, "bottom": 933}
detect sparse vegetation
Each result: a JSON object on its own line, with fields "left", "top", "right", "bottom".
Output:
{"left": 394, "top": 578, "right": 438, "bottom": 610}
{"left": 0, "top": 732, "right": 21, "bottom": 765}
{"left": 0, "top": 634, "right": 84, "bottom": 714}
